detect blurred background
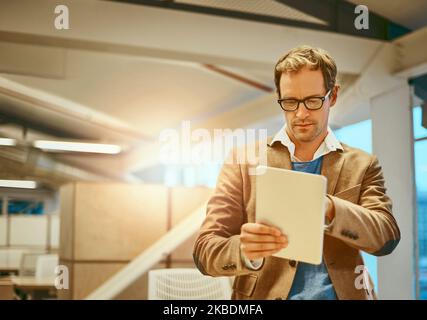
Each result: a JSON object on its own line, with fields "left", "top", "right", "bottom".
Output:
{"left": 0, "top": 0, "right": 426, "bottom": 300}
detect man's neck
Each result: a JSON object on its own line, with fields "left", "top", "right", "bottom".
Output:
{"left": 287, "top": 128, "right": 328, "bottom": 162}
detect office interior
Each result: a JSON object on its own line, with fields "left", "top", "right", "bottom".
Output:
{"left": 0, "top": 0, "right": 426, "bottom": 300}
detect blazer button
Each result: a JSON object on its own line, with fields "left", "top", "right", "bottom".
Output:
{"left": 222, "top": 265, "right": 229, "bottom": 270}
{"left": 289, "top": 260, "right": 296, "bottom": 267}
{"left": 230, "top": 263, "right": 236, "bottom": 269}
{"left": 275, "top": 297, "right": 283, "bottom": 300}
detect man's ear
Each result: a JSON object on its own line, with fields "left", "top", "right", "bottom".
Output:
{"left": 329, "top": 85, "right": 340, "bottom": 108}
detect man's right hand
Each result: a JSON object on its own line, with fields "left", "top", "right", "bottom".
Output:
{"left": 240, "top": 222, "right": 288, "bottom": 261}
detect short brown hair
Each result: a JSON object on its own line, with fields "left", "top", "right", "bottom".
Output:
{"left": 274, "top": 45, "right": 337, "bottom": 97}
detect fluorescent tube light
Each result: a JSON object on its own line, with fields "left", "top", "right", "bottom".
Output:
{"left": 0, "top": 180, "right": 37, "bottom": 189}
{"left": 33, "top": 140, "right": 122, "bottom": 154}
{"left": 0, "top": 138, "right": 16, "bottom": 146}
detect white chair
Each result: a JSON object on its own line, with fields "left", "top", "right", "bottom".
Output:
{"left": 148, "top": 268, "right": 232, "bottom": 300}
{"left": 19, "top": 252, "right": 44, "bottom": 276}
{"left": 35, "top": 254, "right": 59, "bottom": 280}
{"left": 7, "top": 249, "right": 25, "bottom": 269}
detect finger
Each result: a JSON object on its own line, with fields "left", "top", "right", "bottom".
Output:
{"left": 258, "top": 222, "right": 284, "bottom": 236}
{"left": 241, "top": 241, "right": 288, "bottom": 253}
{"left": 242, "top": 223, "right": 282, "bottom": 236}
{"left": 240, "top": 233, "right": 287, "bottom": 244}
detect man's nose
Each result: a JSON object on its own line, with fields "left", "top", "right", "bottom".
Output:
{"left": 295, "top": 102, "right": 310, "bottom": 119}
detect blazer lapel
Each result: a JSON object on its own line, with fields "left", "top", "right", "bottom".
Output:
{"left": 266, "top": 140, "right": 292, "bottom": 170}
{"left": 321, "top": 150, "right": 345, "bottom": 268}
{"left": 321, "top": 150, "right": 346, "bottom": 195}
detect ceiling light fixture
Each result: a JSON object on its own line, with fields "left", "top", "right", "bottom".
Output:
{"left": 0, "top": 138, "right": 17, "bottom": 146}
{"left": 33, "top": 140, "right": 122, "bottom": 154}
{"left": 0, "top": 180, "right": 37, "bottom": 189}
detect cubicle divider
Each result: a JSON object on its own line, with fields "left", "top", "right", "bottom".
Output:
{"left": 58, "top": 182, "right": 212, "bottom": 300}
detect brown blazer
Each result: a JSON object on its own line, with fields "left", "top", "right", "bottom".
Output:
{"left": 193, "top": 138, "right": 401, "bottom": 300}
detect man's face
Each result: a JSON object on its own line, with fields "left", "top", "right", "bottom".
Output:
{"left": 279, "top": 67, "right": 337, "bottom": 143}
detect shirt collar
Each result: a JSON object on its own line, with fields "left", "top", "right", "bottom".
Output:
{"left": 271, "top": 124, "right": 343, "bottom": 162}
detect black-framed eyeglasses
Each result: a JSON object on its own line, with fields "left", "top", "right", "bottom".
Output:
{"left": 277, "top": 89, "right": 332, "bottom": 111}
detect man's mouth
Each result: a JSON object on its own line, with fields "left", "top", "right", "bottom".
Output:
{"left": 294, "top": 123, "right": 314, "bottom": 127}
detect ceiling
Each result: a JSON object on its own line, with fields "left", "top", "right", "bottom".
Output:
{"left": 347, "top": 0, "right": 427, "bottom": 30}
{"left": 0, "top": 0, "right": 425, "bottom": 188}
{"left": 3, "top": 51, "right": 269, "bottom": 138}
{"left": 172, "top": 0, "right": 328, "bottom": 25}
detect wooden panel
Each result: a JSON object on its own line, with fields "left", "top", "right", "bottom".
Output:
{"left": 73, "top": 262, "right": 126, "bottom": 300}
{"left": 59, "top": 184, "right": 75, "bottom": 260}
{"left": 171, "top": 187, "right": 212, "bottom": 225}
{"left": 74, "top": 183, "right": 168, "bottom": 261}
{"left": 170, "top": 232, "right": 198, "bottom": 261}
{"left": 170, "top": 187, "right": 211, "bottom": 261}
{"left": 57, "top": 259, "right": 73, "bottom": 300}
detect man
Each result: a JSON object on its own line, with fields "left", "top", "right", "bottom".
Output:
{"left": 193, "top": 45, "right": 400, "bottom": 300}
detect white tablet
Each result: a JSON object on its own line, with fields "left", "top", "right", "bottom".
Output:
{"left": 255, "top": 165, "right": 327, "bottom": 265}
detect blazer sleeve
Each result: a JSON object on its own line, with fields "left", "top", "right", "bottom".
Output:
{"left": 192, "top": 149, "right": 255, "bottom": 277}
{"left": 325, "top": 155, "right": 401, "bottom": 256}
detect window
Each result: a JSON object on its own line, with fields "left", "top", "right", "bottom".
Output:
{"left": 8, "top": 200, "right": 44, "bottom": 215}
{"left": 333, "top": 120, "right": 372, "bottom": 152}
{"left": 333, "top": 119, "right": 378, "bottom": 292}
{"left": 413, "top": 106, "right": 427, "bottom": 299}
{"left": 0, "top": 197, "right": 45, "bottom": 215}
